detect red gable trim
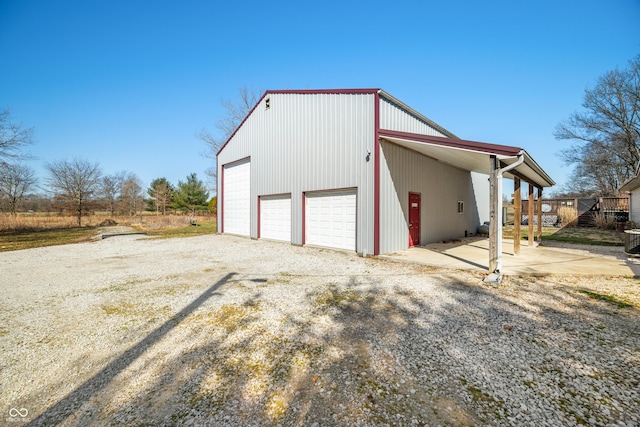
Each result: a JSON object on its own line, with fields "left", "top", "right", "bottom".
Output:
{"left": 216, "top": 89, "right": 381, "bottom": 157}
{"left": 378, "top": 129, "right": 522, "bottom": 158}
{"left": 216, "top": 91, "right": 270, "bottom": 157}
{"left": 265, "top": 88, "right": 380, "bottom": 95}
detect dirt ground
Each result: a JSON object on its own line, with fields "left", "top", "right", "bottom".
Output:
{"left": 1, "top": 233, "right": 638, "bottom": 426}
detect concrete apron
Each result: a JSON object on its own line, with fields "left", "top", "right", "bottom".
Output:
{"left": 379, "top": 238, "right": 640, "bottom": 276}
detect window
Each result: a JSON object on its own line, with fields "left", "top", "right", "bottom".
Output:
{"left": 457, "top": 201, "right": 464, "bottom": 214}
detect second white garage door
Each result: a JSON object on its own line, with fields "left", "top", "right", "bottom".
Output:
{"left": 260, "top": 195, "right": 291, "bottom": 242}
{"left": 305, "top": 190, "right": 356, "bottom": 251}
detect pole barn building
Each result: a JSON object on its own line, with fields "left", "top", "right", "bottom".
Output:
{"left": 217, "top": 89, "right": 554, "bottom": 266}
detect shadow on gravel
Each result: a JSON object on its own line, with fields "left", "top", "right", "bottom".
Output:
{"left": 26, "top": 272, "right": 236, "bottom": 427}
{"left": 90, "top": 271, "right": 640, "bottom": 426}
{"left": 28, "top": 269, "right": 640, "bottom": 426}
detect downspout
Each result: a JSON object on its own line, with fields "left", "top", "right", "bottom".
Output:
{"left": 496, "top": 151, "right": 525, "bottom": 273}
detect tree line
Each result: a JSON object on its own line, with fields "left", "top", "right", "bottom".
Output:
{"left": 0, "top": 111, "right": 211, "bottom": 226}
{"left": 3, "top": 55, "right": 639, "bottom": 219}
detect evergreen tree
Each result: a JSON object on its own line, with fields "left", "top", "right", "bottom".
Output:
{"left": 173, "top": 173, "right": 209, "bottom": 214}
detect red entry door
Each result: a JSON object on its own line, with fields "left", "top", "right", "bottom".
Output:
{"left": 409, "top": 192, "right": 421, "bottom": 246}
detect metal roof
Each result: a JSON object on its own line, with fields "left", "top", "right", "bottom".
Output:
{"left": 216, "top": 88, "right": 555, "bottom": 188}
{"left": 378, "top": 129, "right": 555, "bottom": 188}
{"left": 378, "top": 90, "right": 458, "bottom": 139}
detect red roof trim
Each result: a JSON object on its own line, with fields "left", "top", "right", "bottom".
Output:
{"left": 265, "top": 88, "right": 380, "bottom": 95}
{"left": 378, "top": 129, "right": 522, "bottom": 157}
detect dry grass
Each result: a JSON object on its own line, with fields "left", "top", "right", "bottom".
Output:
{"left": 593, "top": 212, "right": 617, "bottom": 230}
{"left": 0, "top": 213, "right": 86, "bottom": 231}
{"left": 557, "top": 206, "right": 578, "bottom": 227}
{"left": 0, "top": 213, "right": 213, "bottom": 232}
{"left": 0, "top": 213, "right": 131, "bottom": 231}
{"left": 0, "top": 213, "right": 216, "bottom": 251}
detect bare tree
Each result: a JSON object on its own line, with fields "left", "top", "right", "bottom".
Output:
{"left": 555, "top": 54, "right": 640, "bottom": 195}
{"left": 120, "top": 174, "right": 144, "bottom": 217}
{"left": 99, "top": 172, "right": 127, "bottom": 215}
{"left": 147, "top": 177, "right": 173, "bottom": 214}
{"left": 199, "top": 86, "right": 261, "bottom": 190}
{"left": 45, "top": 158, "right": 102, "bottom": 226}
{"left": 0, "top": 108, "right": 34, "bottom": 161}
{"left": 0, "top": 163, "right": 37, "bottom": 216}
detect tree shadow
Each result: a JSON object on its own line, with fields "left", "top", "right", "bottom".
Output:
{"left": 42, "top": 269, "right": 636, "bottom": 426}
{"left": 25, "top": 268, "right": 640, "bottom": 426}
{"left": 26, "top": 272, "right": 236, "bottom": 427}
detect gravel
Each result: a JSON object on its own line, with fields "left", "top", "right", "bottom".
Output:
{"left": 1, "top": 232, "right": 639, "bottom": 426}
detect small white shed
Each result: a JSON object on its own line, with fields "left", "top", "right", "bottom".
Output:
{"left": 619, "top": 165, "right": 640, "bottom": 224}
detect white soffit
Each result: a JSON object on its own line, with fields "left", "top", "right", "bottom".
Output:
{"left": 380, "top": 135, "right": 555, "bottom": 188}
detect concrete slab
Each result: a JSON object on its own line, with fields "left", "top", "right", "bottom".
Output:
{"left": 379, "top": 238, "right": 640, "bottom": 276}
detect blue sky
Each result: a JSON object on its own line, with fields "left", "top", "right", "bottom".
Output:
{"left": 1, "top": 0, "right": 639, "bottom": 195}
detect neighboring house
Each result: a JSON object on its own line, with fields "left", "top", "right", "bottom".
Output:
{"left": 619, "top": 165, "right": 640, "bottom": 224}
{"left": 216, "top": 89, "right": 554, "bottom": 258}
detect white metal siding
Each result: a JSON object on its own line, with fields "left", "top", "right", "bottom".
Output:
{"left": 306, "top": 190, "right": 357, "bottom": 251}
{"left": 260, "top": 195, "right": 291, "bottom": 242}
{"left": 471, "top": 171, "right": 490, "bottom": 225}
{"left": 217, "top": 92, "right": 375, "bottom": 254}
{"left": 632, "top": 188, "right": 640, "bottom": 223}
{"left": 223, "top": 159, "right": 250, "bottom": 236}
{"left": 378, "top": 141, "right": 481, "bottom": 253}
{"left": 379, "top": 96, "right": 449, "bottom": 137}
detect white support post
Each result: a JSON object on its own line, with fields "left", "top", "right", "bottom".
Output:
{"left": 488, "top": 155, "right": 498, "bottom": 275}
{"left": 485, "top": 153, "right": 524, "bottom": 283}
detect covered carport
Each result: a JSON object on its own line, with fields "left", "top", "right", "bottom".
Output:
{"left": 379, "top": 237, "right": 639, "bottom": 276}
{"left": 378, "top": 129, "right": 555, "bottom": 281}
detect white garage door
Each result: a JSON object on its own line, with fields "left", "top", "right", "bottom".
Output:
{"left": 260, "top": 195, "right": 291, "bottom": 242}
{"left": 223, "top": 159, "right": 250, "bottom": 236}
{"left": 306, "top": 190, "right": 356, "bottom": 251}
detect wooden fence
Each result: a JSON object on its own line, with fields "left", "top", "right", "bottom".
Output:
{"left": 521, "top": 197, "right": 629, "bottom": 227}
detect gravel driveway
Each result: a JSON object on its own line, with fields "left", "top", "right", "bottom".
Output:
{"left": 1, "top": 233, "right": 639, "bottom": 426}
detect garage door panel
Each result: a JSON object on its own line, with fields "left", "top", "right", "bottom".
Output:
{"left": 306, "top": 190, "right": 356, "bottom": 251}
{"left": 223, "top": 160, "right": 250, "bottom": 236}
{"left": 260, "top": 195, "right": 291, "bottom": 242}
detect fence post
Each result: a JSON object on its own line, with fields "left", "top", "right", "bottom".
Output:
{"left": 537, "top": 187, "right": 543, "bottom": 242}
{"left": 599, "top": 197, "right": 604, "bottom": 220}
{"left": 528, "top": 183, "right": 534, "bottom": 246}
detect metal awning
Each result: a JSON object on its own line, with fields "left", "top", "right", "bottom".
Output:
{"left": 378, "top": 129, "right": 555, "bottom": 188}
